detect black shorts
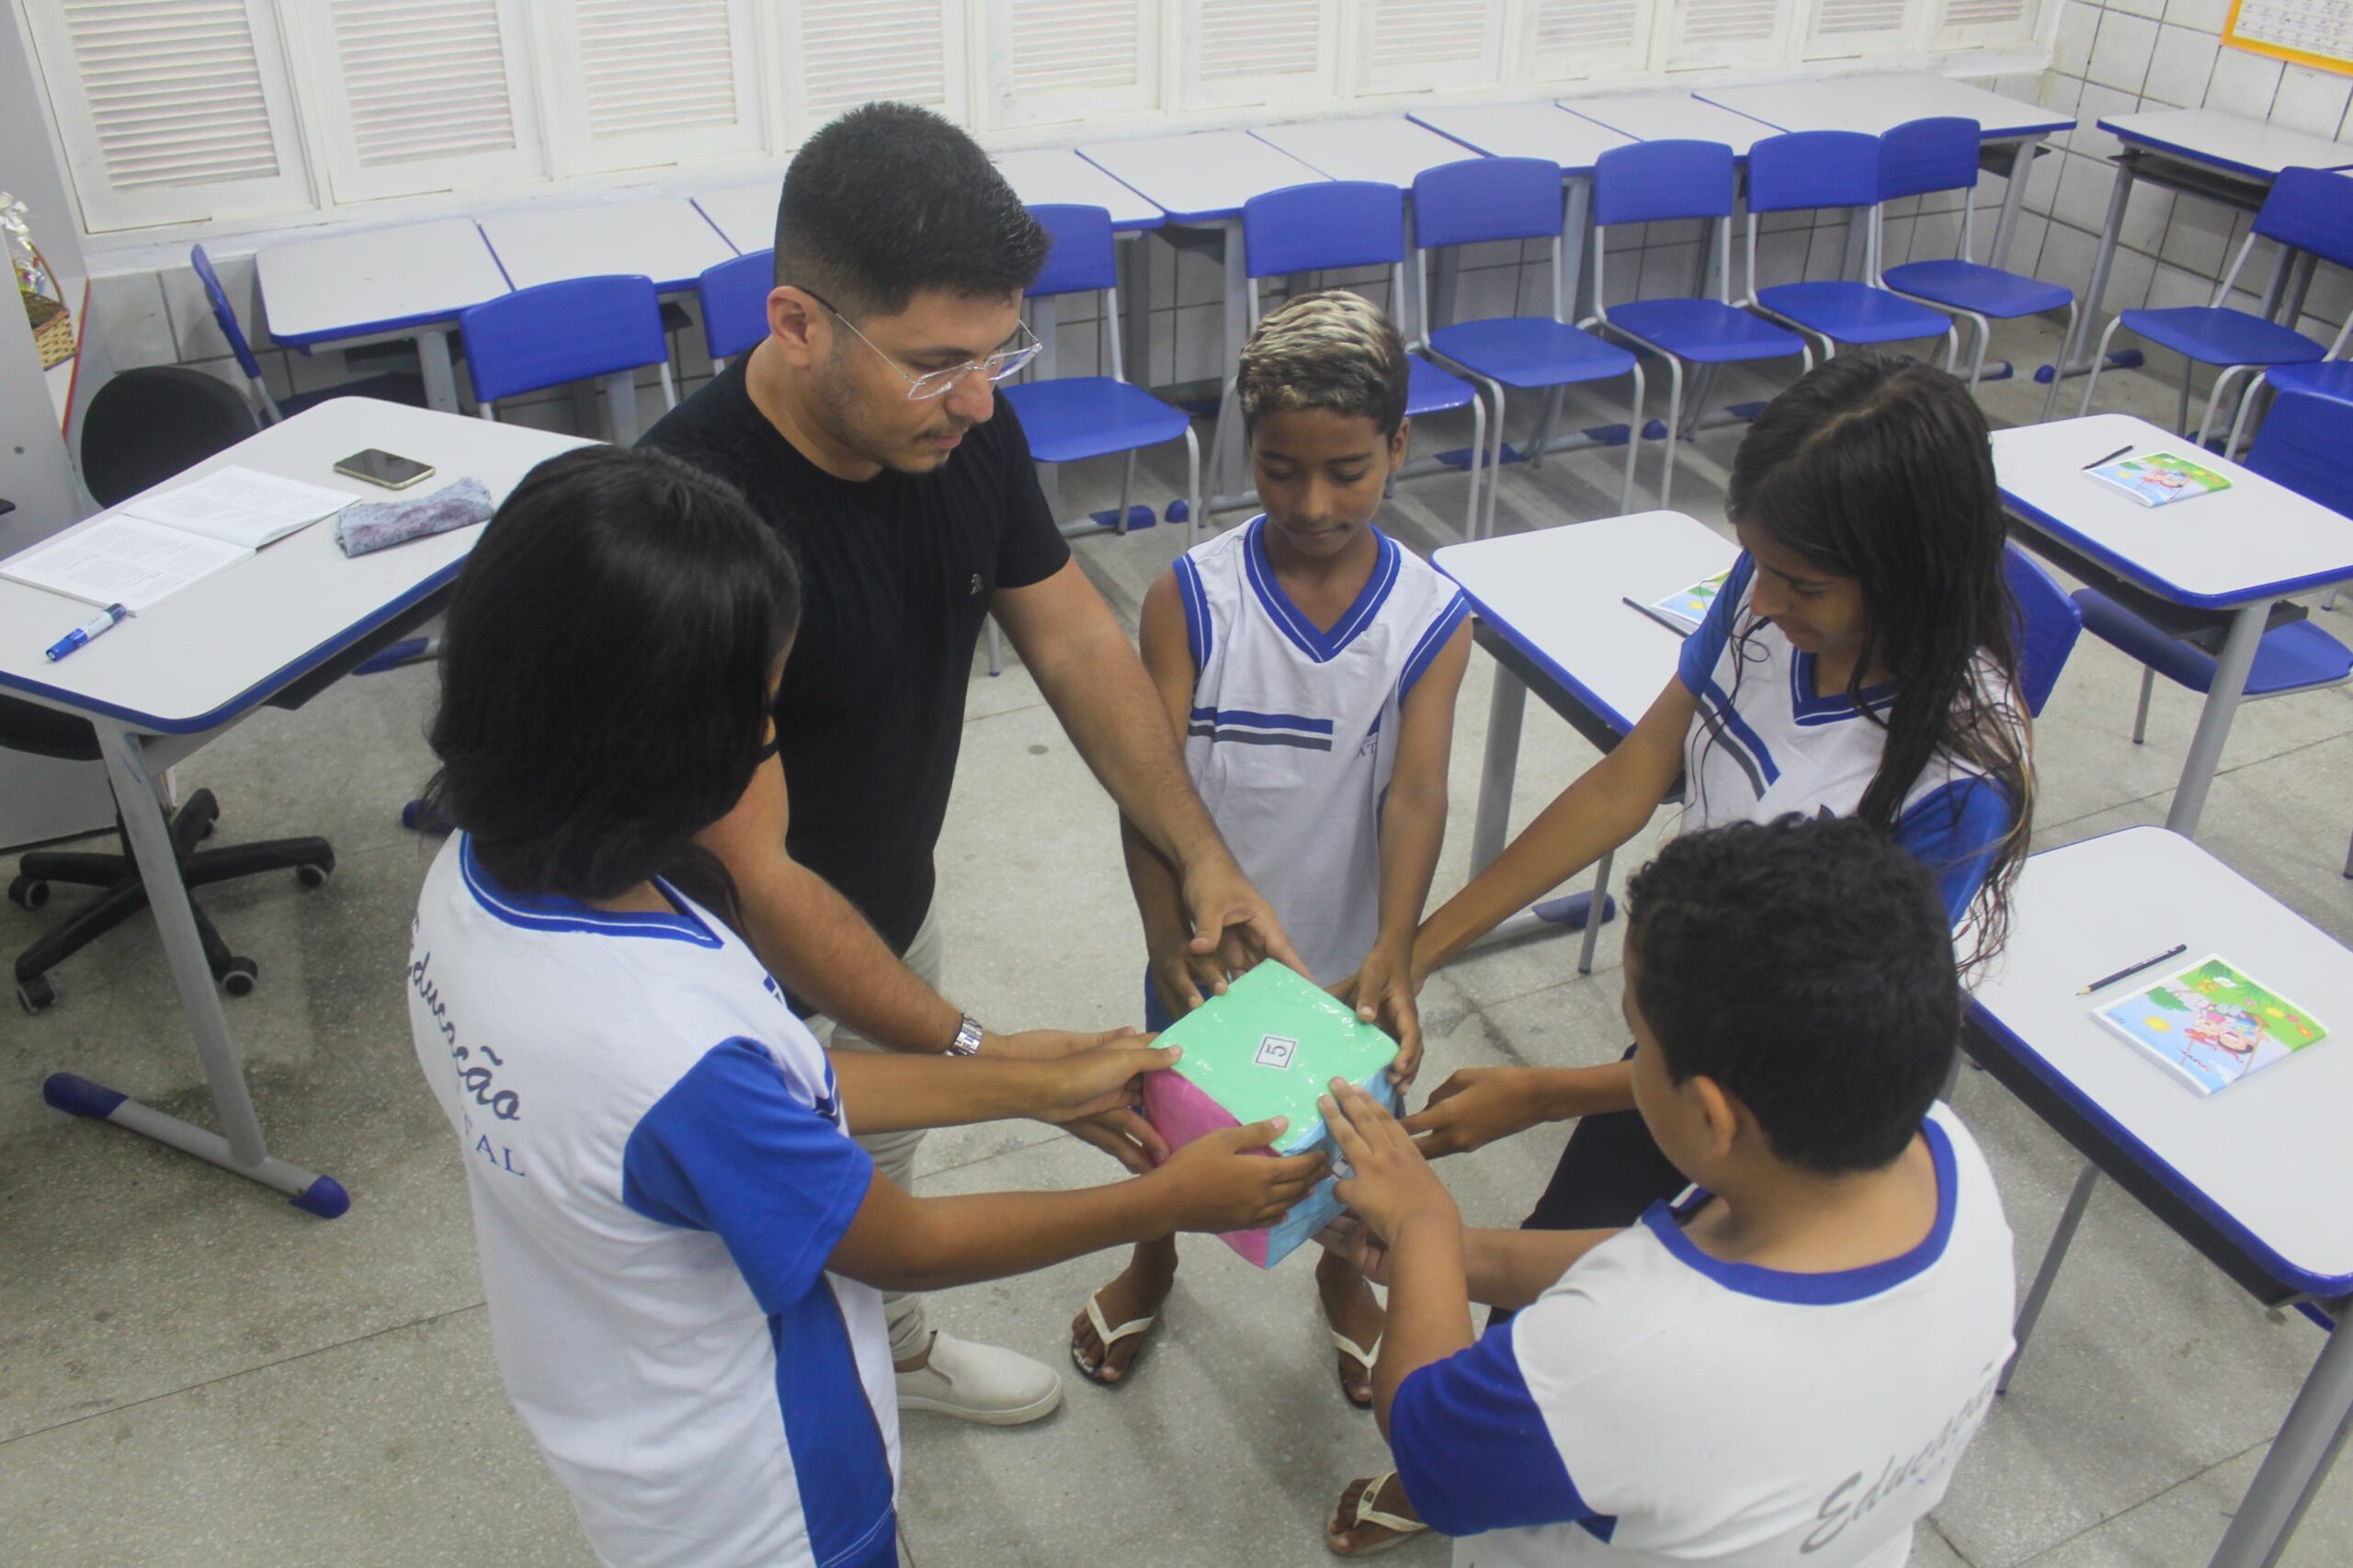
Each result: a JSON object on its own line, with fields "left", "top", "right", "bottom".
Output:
{"left": 1519, "top": 1043, "right": 1687, "bottom": 1233}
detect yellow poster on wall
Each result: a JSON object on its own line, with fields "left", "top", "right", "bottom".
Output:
{"left": 2224, "top": 0, "right": 2353, "bottom": 76}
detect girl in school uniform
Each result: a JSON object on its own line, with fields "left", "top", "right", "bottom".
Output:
{"left": 406, "top": 446, "right": 1324, "bottom": 1568}
{"left": 1326, "top": 350, "right": 2036, "bottom": 1556}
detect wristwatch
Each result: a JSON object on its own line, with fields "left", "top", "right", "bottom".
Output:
{"left": 946, "top": 1013, "right": 984, "bottom": 1057}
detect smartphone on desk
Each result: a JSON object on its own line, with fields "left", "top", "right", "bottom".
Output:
{"left": 335, "top": 449, "right": 436, "bottom": 490}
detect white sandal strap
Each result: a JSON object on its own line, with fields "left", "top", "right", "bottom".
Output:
{"left": 1086, "top": 1290, "right": 1155, "bottom": 1350}
{"left": 1329, "top": 1328, "right": 1382, "bottom": 1371}
{"left": 1349, "top": 1471, "right": 1427, "bottom": 1537}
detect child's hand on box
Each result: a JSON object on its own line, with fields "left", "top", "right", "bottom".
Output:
{"left": 1323, "top": 1078, "right": 1461, "bottom": 1244}
{"left": 1153, "top": 1118, "right": 1329, "bottom": 1235}
{"left": 1331, "top": 941, "right": 1423, "bottom": 1086}
{"left": 1149, "top": 938, "right": 1240, "bottom": 1020}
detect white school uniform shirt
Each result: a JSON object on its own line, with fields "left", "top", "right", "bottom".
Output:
{"left": 406, "top": 835, "right": 897, "bottom": 1568}
{"left": 1173, "top": 517, "right": 1470, "bottom": 983}
{"left": 1676, "top": 554, "right": 2020, "bottom": 923}
{"left": 1390, "top": 1103, "right": 2016, "bottom": 1567}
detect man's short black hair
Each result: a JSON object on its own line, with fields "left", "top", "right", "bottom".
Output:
{"left": 774, "top": 101, "right": 1050, "bottom": 318}
{"left": 1624, "top": 815, "right": 1961, "bottom": 1175}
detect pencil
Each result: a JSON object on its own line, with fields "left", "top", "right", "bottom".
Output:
{"left": 1621, "top": 596, "right": 1692, "bottom": 636}
{"left": 2076, "top": 943, "right": 2188, "bottom": 995}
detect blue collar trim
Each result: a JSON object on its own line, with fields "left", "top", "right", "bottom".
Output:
{"left": 1643, "top": 1118, "right": 1960, "bottom": 1305}
{"left": 459, "top": 835, "right": 723, "bottom": 948}
{"left": 1790, "top": 649, "right": 1899, "bottom": 726}
{"left": 1241, "top": 516, "right": 1402, "bottom": 664}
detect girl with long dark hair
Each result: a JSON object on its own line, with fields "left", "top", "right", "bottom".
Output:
{"left": 1327, "top": 352, "right": 2034, "bottom": 1556}
{"left": 408, "top": 445, "right": 1322, "bottom": 1568}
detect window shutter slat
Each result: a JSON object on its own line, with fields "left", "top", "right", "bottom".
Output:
{"left": 326, "top": 0, "right": 519, "bottom": 169}
{"left": 801, "top": 0, "right": 948, "bottom": 113}
{"left": 54, "top": 0, "right": 279, "bottom": 190}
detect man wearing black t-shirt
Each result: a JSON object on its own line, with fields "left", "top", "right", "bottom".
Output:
{"left": 642, "top": 104, "right": 1301, "bottom": 1427}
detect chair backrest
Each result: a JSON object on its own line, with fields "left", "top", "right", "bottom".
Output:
{"left": 460, "top": 275, "right": 668, "bottom": 404}
{"left": 1245, "top": 182, "right": 1404, "bottom": 276}
{"left": 188, "top": 244, "right": 271, "bottom": 391}
{"left": 1411, "top": 157, "right": 1564, "bottom": 249}
{"left": 697, "top": 250, "right": 774, "bottom": 364}
{"left": 1878, "top": 118, "right": 1982, "bottom": 204}
{"left": 2003, "top": 541, "right": 2081, "bottom": 718}
{"left": 1592, "top": 140, "right": 1736, "bottom": 227}
{"left": 1746, "top": 131, "right": 1883, "bottom": 215}
{"left": 1027, "top": 204, "right": 1120, "bottom": 297}
{"left": 2245, "top": 388, "right": 2353, "bottom": 515}
{"left": 2253, "top": 166, "right": 2353, "bottom": 271}
{"left": 80, "top": 366, "right": 260, "bottom": 507}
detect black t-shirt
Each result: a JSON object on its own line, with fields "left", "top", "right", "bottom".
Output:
{"left": 639, "top": 358, "right": 1071, "bottom": 955}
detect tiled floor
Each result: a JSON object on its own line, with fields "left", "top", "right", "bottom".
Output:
{"left": 3, "top": 314, "right": 2348, "bottom": 1567}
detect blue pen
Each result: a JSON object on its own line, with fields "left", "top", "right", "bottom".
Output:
{"left": 45, "top": 603, "right": 127, "bottom": 663}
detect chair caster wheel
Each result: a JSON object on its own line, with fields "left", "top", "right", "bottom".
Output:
{"left": 296, "top": 858, "right": 332, "bottom": 889}
{"left": 221, "top": 959, "right": 258, "bottom": 997}
{"left": 18, "top": 975, "right": 57, "bottom": 1013}
{"left": 7, "top": 876, "right": 49, "bottom": 911}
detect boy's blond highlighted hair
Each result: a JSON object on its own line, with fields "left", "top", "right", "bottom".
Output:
{"left": 1236, "top": 290, "right": 1411, "bottom": 437}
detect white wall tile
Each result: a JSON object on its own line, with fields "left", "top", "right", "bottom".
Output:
{"left": 2066, "top": 84, "right": 2139, "bottom": 157}
{"left": 2108, "top": 245, "right": 2159, "bottom": 311}
{"left": 1753, "top": 230, "right": 1809, "bottom": 289}
{"left": 2204, "top": 47, "right": 2283, "bottom": 116}
{"left": 2164, "top": 0, "right": 2229, "bottom": 32}
{"left": 1880, "top": 215, "right": 1917, "bottom": 267}
{"left": 2143, "top": 261, "right": 2211, "bottom": 310}
{"left": 2054, "top": 2, "right": 2101, "bottom": 76}
{"left": 2157, "top": 190, "right": 2238, "bottom": 275}
{"left": 2037, "top": 221, "right": 2099, "bottom": 287}
{"left": 2026, "top": 141, "right": 2067, "bottom": 211}
{"left": 1803, "top": 223, "right": 1852, "bottom": 281}
{"left": 2001, "top": 211, "right": 2051, "bottom": 275}
{"left": 1638, "top": 243, "right": 1699, "bottom": 300}
{"left": 2087, "top": 12, "right": 2159, "bottom": 94}
{"left": 2107, "top": 0, "right": 2165, "bottom": 21}
{"left": 2270, "top": 63, "right": 2351, "bottom": 138}
{"left": 1170, "top": 302, "right": 1224, "bottom": 381}
{"left": 2120, "top": 180, "right": 2177, "bottom": 252}
{"left": 2054, "top": 150, "right": 2122, "bottom": 233}
{"left": 1913, "top": 210, "right": 1966, "bottom": 266}
{"left": 160, "top": 255, "right": 247, "bottom": 362}
{"left": 2040, "top": 68, "right": 2086, "bottom": 115}
{"left": 87, "top": 273, "right": 176, "bottom": 370}
{"left": 1175, "top": 245, "right": 1223, "bottom": 309}
{"left": 2143, "top": 25, "right": 2219, "bottom": 108}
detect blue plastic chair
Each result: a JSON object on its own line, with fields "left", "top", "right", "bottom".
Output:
{"left": 459, "top": 275, "right": 675, "bottom": 443}
{"left": 1876, "top": 119, "right": 2075, "bottom": 418}
{"left": 697, "top": 249, "right": 774, "bottom": 369}
{"left": 190, "top": 244, "right": 425, "bottom": 425}
{"left": 1004, "top": 203, "right": 1201, "bottom": 543}
{"left": 1741, "top": 131, "right": 1958, "bottom": 369}
{"left": 1587, "top": 141, "right": 1810, "bottom": 509}
{"left": 2079, "top": 166, "right": 2353, "bottom": 447}
{"left": 2072, "top": 392, "right": 2353, "bottom": 743}
{"left": 1223, "top": 180, "right": 1486, "bottom": 540}
{"left": 2006, "top": 544, "right": 2082, "bottom": 718}
{"left": 1410, "top": 158, "right": 1645, "bottom": 533}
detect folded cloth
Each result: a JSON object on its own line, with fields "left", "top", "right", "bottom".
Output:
{"left": 334, "top": 476, "right": 494, "bottom": 558}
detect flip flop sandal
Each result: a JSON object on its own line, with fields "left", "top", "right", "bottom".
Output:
{"left": 1328, "top": 1471, "right": 1427, "bottom": 1557}
{"left": 1072, "top": 1287, "right": 1156, "bottom": 1387}
{"left": 1330, "top": 1328, "right": 1381, "bottom": 1409}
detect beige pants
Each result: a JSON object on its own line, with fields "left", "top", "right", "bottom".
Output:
{"left": 804, "top": 904, "right": 940, "bottom": 1364}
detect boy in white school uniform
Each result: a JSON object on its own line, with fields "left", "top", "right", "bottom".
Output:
{"left": 1071, "top": 290, "right": 1474, "bottom": 1400}
{"left": 1319, "top": 813, "right": 2017, "bottom": 1566}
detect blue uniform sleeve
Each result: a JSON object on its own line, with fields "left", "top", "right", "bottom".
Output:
{"left": 1677, "top": 553, "right": 1754, "bottom": 697}
{"left": 1894, "top": 775, "right": 2016, "bottom": 924}
{"left": 620, "top": 1039, "right": 875, "bottom": 1312}
{"left": 1389, "top": 1324, "right": 1596, "bottom": 1539}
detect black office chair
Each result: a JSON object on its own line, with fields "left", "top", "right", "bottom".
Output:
{"left": 6, "top": 367, "right": 336, "bottom": 1013}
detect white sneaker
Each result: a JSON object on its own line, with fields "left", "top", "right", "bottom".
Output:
{"left": 895, "top": 1332, "right": 1064, "bottom": 1426}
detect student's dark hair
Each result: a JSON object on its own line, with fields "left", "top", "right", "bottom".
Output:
{"left": 1626, "top": 815, "right": 1960, "bottom": 1175}
{"left": 772, "top": 101, "right": 1050, "bottom": 318}
{"left": 422, "top": 446, "right": 800, "bottom": 912}
{"left": 1720, "top": 351, "right": 2032, "bottom": 971}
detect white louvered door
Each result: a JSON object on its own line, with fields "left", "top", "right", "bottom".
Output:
{"left": 1521, "top": 0, "right": 1655, "bottom": 81}
{"left": 540, "top": 0, "right": 766, "bottom": 173}
{"left": 985, "top": 0, "right": 1156, "bottom": 127}
{"left": 18, "top": 0, "right": 312, "bottom": 231}
{"left": 1357, "top": 0, "right": 1504, "bottom": 96}
{"left": 291, "top": 0, "right": 544, "bottom": 203}
{"left": 1936, "top": 0, "right": 2042, "bottom": 48}
{"left": 1179, "top": 0, "right": 1338, "bottom": 109}
{"left": 1663, "top": 0, "right": 1797, "bottom": 69}
{"left": 1802, "top": 0, "right": 1916, "bottom": 61}
{"left": 790, "top": 0, "right": 966, "bottom": 132}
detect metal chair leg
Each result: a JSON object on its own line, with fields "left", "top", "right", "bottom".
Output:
{"left": 1658, "top": 357, "right": 1686, "bottom": 512}
{"left": 1462, "top": 392, "right": 1486, "bottom": 541}
{"left": 1619, "top": 362, "right": 1645, "bottom": 516}
{"left": 2131, "top": 666, "right": 2155, "bottom": 744}
{"left": 1117, "top": 450, "right": 1136, "bottom": 537}
{"left": 2040, "top": 303, "right": 2077, "bottom": 424}
{"left": 2080, "top": 315, "right": 2128, "bottom": 417}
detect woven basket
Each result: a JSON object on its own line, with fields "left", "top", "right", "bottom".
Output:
{"left": 20, "top": 243, "right": 74, "bottom": 369}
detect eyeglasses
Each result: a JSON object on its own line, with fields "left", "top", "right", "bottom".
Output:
{"left": 796, "top": 287, "right": 1041, "bottom": 401}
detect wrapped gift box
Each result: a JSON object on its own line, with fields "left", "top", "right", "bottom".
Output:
{"left": 1142, "top": 961, "right": 1399, "bottom": 1267}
